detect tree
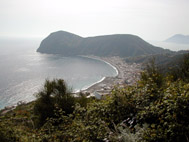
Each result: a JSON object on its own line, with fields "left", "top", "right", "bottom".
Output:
{"left": 140, "top": 58, "right": 163, "bottom": 88}
{"left": 170, "top": 53, "right": 189, "bottom": 82}
{"left": 34, "top": 79, "right": 75, "bottom": 127}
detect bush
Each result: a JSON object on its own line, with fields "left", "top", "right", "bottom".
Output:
{"left": 1, "top": 55, "right": 189, "bottom": 141}
{"left": 34, "top": 79, "right": 75, "bottom": 127}
{"left": 0, "top": 119, "right": 18, "bottom": 142}
{"left": 170, "top": 53, "right": 189, "bottom": 82}
{"left": 138, "top": 81, "right": 189, "bottom": 142}
{"left": 140, "top": 58, "right": 163, "bottom": 88}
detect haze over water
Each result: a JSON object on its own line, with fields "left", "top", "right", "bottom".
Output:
{"left": 0, "top": 38, "right": 117, "bottom": 109}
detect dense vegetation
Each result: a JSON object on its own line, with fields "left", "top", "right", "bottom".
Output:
{"left": 37, "top": 31, "right": 171, "bottom": 57}
{"left": 0, "top": 54, "right": 189, "bottom": 142}
{"left": 125, "top": 51, "right": 189, "bottom": 73}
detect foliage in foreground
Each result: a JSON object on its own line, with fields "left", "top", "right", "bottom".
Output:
{"left": 33, "top": 79, "right": 76, "bottom": 127}
{"left": 0, "top": 53, "right": 189, "bottom": 142}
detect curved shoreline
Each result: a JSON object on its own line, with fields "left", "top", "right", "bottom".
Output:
{"left": 79, "top": 55, "right": 119, "bottom": 76}
{"left": 87, "top": 56, "right": 118, "bottom": 76}
{"left": 74, "top": 77, "right": 106, "bottom": 93}
{"left": 82, "top": 77, "right": 106, "bottom": 91}
{"left": 77, "top": 55, "right": 119, "bottom": 93}
{"left": 79, "top": 56, "right": 141, "bottom": 94}
{"left": 1, "top": 56, "right": 141, "bottom": 112}
{"left": 100, "top": 59, "right": 119, "bottom": 76}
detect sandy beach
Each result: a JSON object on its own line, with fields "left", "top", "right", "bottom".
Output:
{"left": 82, "top": 56, "right": 141, "bottom": 95}
{"left": 0, "top": 56, "right": 141, "bottom": 113}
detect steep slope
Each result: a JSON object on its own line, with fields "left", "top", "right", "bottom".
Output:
{"left": 37, "top": 31, "right": 171, "bottom": 57}
{"left": 37, "top": 31, "right": 83, "bottom": 55}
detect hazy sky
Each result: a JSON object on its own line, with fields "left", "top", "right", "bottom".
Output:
{"left": 0, "top": 0, "right": 189, "bottom": 40}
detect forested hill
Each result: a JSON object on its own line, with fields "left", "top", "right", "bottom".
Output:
{"left": 37, "top": 31, "right": 171, "bottom": 57}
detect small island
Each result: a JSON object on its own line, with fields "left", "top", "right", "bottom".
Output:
{"left": 165, "top": 34, "right": 189, "bottom": 44}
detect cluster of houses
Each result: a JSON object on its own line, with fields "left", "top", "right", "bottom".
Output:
{"left": 81, "top": 57, "right": 141, "bottom": 99}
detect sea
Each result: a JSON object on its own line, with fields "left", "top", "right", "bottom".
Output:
{"left": 0, "top": 38, "right": 188, "bottom": 109}
{"left": 0, "top": 38, "right": 117, "bottom": 109}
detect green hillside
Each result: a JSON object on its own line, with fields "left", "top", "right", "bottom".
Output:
{"left": 125, "top": 51, "right": 189, "bottom": 73}
{"left": 37, "top": 31, "right": 171, "bottom": 57}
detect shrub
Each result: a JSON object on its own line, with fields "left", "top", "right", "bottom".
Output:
{"left": 138, "top": 81, "right": 189, "bottom": 142}
{"left": 170, "top": 53, "right": 189, "bottom": 82}
{"left": 34, "top": 79, "right": 75, "bottom": 127}
{"left": 0, "top": 119, "right": 18, "bottom": 142}
{"left": 140, "top": 59, "right": 163, "bottom": 88}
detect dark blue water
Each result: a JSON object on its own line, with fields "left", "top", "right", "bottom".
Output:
{"left": 0, "top": 38, "right": 117, "bottom": 109}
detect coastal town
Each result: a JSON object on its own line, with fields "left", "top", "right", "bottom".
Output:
{"left": 83, "top": 56, "right": 142, "bottom": 98}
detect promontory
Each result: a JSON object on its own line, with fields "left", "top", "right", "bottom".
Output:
{"left": 37, "top": 30, "right": 171, "bottom": 57}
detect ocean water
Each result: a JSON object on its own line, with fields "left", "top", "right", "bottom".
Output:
{"left": 0, "top": 38, "right": 117, "bottom": 109}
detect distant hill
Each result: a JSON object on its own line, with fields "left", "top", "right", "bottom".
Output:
{"left": 165, "top": 34, "right": 189, "bottom": 44}
{"left": 37, "top": 31, "right": 171, "bottom": 57}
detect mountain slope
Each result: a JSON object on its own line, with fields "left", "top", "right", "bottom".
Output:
{"left": 165, "top": 34, "right": 189, "bottom": 44}
{"left": 38, "top": 31, "right": 83, "bottom": 55}
{"left": 125, "top": 51, "right": 189, "bottom": 73}
{"left": 37, "top": 31, "right": 171, "bottom": 57}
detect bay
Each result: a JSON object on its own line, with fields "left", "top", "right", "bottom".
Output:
{"left": 0, "top": 38, "right": 117, "bottom": 109}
